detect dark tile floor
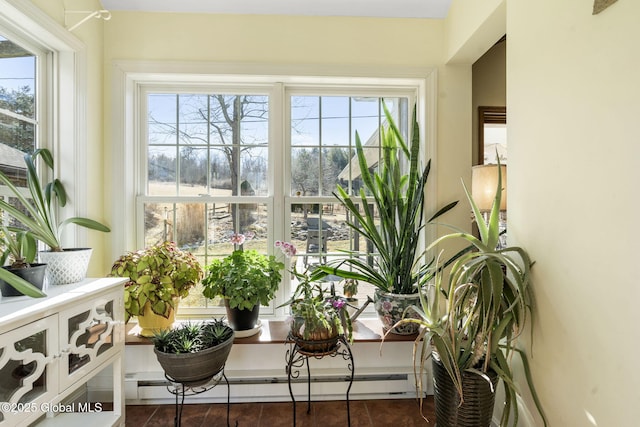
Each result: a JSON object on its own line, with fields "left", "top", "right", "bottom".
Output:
{"left": 125, "top": 397, "right": 435, "bottom": 426}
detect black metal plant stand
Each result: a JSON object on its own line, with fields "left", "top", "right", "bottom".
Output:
{"left": 165, "top": 367, "right": 231, "bottom": 427}
{"left": 285, "top": 333, "right": 355, "bottom": 427}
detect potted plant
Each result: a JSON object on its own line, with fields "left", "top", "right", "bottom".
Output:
{"left": 315, "top": 102, "right": 458, "bottom": 334}
{"left": 202, "top": 232, "right": 283, "bottom": 335}
{"left": 0, "top": 148, "right": 111, "bottom": 285}
{"left": 110, "top": 241, "right": 204, "bottom": 337}
{"left": 151, "top": 318, "right": 234, "bottom": 385}
{"left": 395, "top": 163, "right": 547, "bottom": 426}
{"left": 0, "top": 227, "right": 46, "bottom": 297}
{"left": 340, "top": 278, "right": 359, "bottom": 318}
{"left": 276, "top": 241, "right": 352, "bottom": 355}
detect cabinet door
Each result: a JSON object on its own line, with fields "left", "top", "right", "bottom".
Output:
{"left": 58, "top": 289, "right": 124, "bottom": 390}
{"left": 0, "top": 316, "right": 59, "bottom": 427}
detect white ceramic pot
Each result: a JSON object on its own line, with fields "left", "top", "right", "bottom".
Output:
{"left": 39, "top": 248, "right": 93, "bottom": 285}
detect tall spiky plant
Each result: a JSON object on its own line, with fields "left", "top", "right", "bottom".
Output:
{"left": 0, "top": 148, "right": 110, "bottom": 252}
{"left": 316, "top": 102, "right": 457, "bottom": 294}
{"left": 395, "top": 161, "right": 547, "bottom": 426}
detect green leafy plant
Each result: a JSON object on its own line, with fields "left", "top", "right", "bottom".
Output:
{"left": 202, "top": 233, "right": 284, "bottom": 310}
{"left": 276, "top": 241, "right": 352, "bottom": 343}
{"left": 395, "top": 162, "right": 547, "bottom": 426}
{"left": 0, "top": 148, "right": 110, "bottom": 252}
{"left": 315, "top": 102, "right": 457, "bottom": 294}
{"left": 151, "top": 318, "right": 233, "bottom": 354}
{"left": 110, "top": 241, "right": 204, "bottom": 323}
{"left": 0, "top": 227, "right": 45, "bottom": 297}
{"left": 0, "top": 226, "right": 37, "bottom": 269}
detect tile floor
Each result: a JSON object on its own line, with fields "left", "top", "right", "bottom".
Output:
{"left": 125, "top": 397, "right": 435, "bottom": 426}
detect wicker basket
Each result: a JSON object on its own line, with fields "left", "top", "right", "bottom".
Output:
{"left": 432, "top": 352, "right": 499, "bottom": 427}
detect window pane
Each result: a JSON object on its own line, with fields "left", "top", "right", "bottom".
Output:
{"left": 291, "top": 96, "right": 319, "bottom": 146}
{"left": 148, "top": 94, "right": 176, "bottom": 144}
{"left": 178, "top": 94, "right": 208, "bottom": 145}
{"left": 148, "top": 146, "right": 176, "bottom": 195}
{"left": 0, "top": 35, "right": 36, "bottom": 171}
{"left": 351, "top": 97, "right": 380, "bottom": 147}
{"left": 288, "top": 96, "right": 409, "bottom": 310}
{"left": 321, "top": 96, "right": 349, "bottom": 147}
{"left": 291, "top": 147, "right": 320, "bottom": 196}
{"left": 240, "top": 146, "right": 268, "bottom": 196}
{"left": 179, "top": 146, "right": 207, "bottom": 195}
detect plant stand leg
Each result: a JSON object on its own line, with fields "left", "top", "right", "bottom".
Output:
{"left": 174, "top": 383, "right": 186, "bottom": 427}
{"left": 224, "top": 372, "right": 230, "bottom": 427}
{"left": 165, "top": 369, "right": 230, "bottom": 427}
{"left": 342, "top": 337, "right": 355, "bottom": 427}
{"left": 306, "top": 357, "right": 311, "bottom": 414}
{"left": 286, "top": 344, "right": 299, "bottom": 426}
{"left": 285, "top": 336, "right": 355, "bottom": 427}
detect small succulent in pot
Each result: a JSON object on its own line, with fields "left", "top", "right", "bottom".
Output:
{"left": 151, "top": 319, "right": 234, "bottom": 354}
{"left": 110, "top": 241, "right": 204, "bottom": 323}
{"left": 151, "top": 318, "right": 235, "bottom": 385}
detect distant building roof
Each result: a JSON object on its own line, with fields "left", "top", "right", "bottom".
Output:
{"left": 0, "top": 143, "right": 26, "bottom": 170}
{"left": 337, "top": 122, "right": 384, "bottom": 181}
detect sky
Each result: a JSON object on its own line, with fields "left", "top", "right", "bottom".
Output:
{"left": 0, "top": 35, "right": 36, "bottom": 94}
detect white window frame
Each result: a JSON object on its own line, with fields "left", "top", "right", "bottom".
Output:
{"left": 112, "top": 61, "right": 438, "bottom": 319}
{"left": 0, "top": 0, "right": 89, "bottom": 248}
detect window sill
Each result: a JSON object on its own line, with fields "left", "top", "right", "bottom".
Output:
{"left": 125, "top": 318, "right": 417, "bottom": 345}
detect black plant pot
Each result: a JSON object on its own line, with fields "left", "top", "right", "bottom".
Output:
{"left": 224, "top": 300, "right": 260, "bottom": 331}
{"left": 432, "top": 352, "right": 499, "bottom": 427}
{"left": 0, "top": 264, "right": 47, "bottom": 297}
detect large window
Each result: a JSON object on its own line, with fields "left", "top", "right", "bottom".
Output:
{"left": 120, "top": 67, "right": 428, "bottom": 318}
{"left": 0, "top": 35, "right": 37, "bottom": 161}
{"left": 0, "top": 28, "right": 42, "bottom": 229}
{"left": 0, "top": 1, "right": 87, "bottom": 248}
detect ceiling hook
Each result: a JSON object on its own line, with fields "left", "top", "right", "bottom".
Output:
{"left": 65, "top": 9, "right": 111, "bottom": 32}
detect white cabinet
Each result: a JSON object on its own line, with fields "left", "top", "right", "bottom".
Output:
{"left": 0, "top": 278, "right": 126, "bottom": 427}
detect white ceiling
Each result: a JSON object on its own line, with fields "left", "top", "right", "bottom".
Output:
{"left": 99, "top": 0, "right": 452, "bottom": 19}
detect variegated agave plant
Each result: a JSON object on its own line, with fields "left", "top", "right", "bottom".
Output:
{"left": 394, "top": 160, "right": 547, "bottom": 426}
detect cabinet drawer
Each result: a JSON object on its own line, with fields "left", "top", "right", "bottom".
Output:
{"left": 0, "top": 316, "right": 59, "bottom": 427}
{"left": 58, "top": 289, "right": 124, "bottom": 391}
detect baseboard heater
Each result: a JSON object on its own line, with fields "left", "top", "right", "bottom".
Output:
{"left": 127, "top": 371, "right": 418, "bottom": 404}
{"left": 138, "top": 372, "right": 407, "bottom": 387}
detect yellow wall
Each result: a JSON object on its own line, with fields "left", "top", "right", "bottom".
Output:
{"left": 508, "top": 0, "right": 639, "bottom": 425}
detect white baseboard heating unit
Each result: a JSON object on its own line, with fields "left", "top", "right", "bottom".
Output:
{"left": 125, "top": 368, "right": 425, "bottom": 405}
